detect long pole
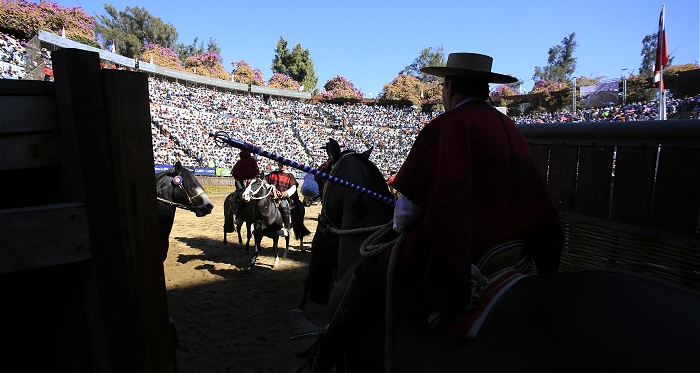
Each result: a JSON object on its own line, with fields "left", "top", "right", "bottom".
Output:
{"left": 211, "top": 132, "right": 396, "bottom": 206}
{"left": 622, "top": 68, "right": 627, "bottom": 105}
{"left": 658, "top": 4, "right": 667, "bottom": 120}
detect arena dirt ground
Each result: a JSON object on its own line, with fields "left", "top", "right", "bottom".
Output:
{"left": 164, "top": 194, "right": 328, "bottom": 373}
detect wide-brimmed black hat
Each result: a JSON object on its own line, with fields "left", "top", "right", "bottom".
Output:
{"left": 421, "top": 52, "right": 517, "bottom": 84}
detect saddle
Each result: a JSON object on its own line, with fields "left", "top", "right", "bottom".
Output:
{"left": 427, "top": 239, "right": 531, "bottom": 340}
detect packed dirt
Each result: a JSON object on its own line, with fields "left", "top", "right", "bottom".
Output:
{"left": 164, "top": 194, "right": 328, "bottom": 373}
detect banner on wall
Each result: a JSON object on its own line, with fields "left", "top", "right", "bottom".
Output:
{"left": 194, "top": 167, "right": 216, "bottom": 176}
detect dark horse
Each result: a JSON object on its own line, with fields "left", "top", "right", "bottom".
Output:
{"left": 222, "top": 177, "right": 265, "bottom": 250}
{"left": 248, "top": 177, "right": 311, "bottom": 269}
{"left": 300, "top": 141, "right": 700, "bottom": 372}
{"left": 156, "top": 161, "right": 214, "bottom": 262}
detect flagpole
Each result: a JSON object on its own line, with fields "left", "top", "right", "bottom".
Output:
{"left": 658, "top": 4, "right": 666, "bottom": 120}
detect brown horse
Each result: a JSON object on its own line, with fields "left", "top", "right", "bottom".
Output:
{"left": 297, "top": 139, "right": 700, "bottom": 372}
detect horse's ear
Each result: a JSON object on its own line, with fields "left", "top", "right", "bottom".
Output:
{"left": 327, "top": 138, "right": 341, "bottom": 161}
{"left": 360, "top": 146, "right": 373, "bottom": 159}
{"left": 174, "top": 161, "right": 182, "bottom": 175}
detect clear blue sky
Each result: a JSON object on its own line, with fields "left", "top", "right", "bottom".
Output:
{"left": 66, "top": 0, "right": 698, "bottom": 96}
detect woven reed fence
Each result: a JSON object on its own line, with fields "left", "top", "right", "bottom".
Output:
{"left": 520, "top": 120, "right": 699, "bottom": 290}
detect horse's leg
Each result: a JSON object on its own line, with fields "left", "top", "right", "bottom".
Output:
{"left": 223, "top": 228, "right": 228, "bottom": 246}
{"left": 283, "top": 235, "right": 290, "bottom": 258}
{"left": 244, "top": 222, "right": 252, "bottom": 253}
{"left": 272, "top": 236, "right": 280, "bottom": 267}
{"left": 249, "top": 233, "right": 261, "bottom": 269}
{"left": 236, "top": 217, "right": 244, "bottom": 246}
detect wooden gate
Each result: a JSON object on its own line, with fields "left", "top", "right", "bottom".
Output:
{"left": 0, "top": 49, "right": 176, "bottom": 372}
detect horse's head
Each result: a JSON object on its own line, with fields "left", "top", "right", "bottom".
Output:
{"left": 243, "top": 177, "right": 279, "bottom": 229}
{"left": 156, "top": 161, "right": 214, "bottom": 217}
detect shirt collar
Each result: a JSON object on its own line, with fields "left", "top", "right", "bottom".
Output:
{"left": 454, "top": 96, "right": 484, "bottom": 109}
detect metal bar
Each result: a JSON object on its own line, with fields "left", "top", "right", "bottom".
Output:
{"left": 210, "top": 132, "right": 396, "bottom": 206}
{"left": 519, "top": 119, "right": 700, "bottom": 140}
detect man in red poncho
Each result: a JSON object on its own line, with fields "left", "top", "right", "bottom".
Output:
{"left": 313, "top": 52, "right": 564, "bottom": 372}
{"left": 231, "top": 150, "right": 260, "bottom": 225}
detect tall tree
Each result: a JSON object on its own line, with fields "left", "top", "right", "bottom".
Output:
{"left": 93, "top": 4, "right": 178, "bottom": 58}
{"left": 380, "top": 74, "right": 423, "bottom": 108}
{"left": 400, "top": 46, "right": 446, "bottom": 83}
{"left": 639, "top": 32, "right": 674, "bottom": 78}
{"left": 174, "top": 37, "right": 205, "bottom": 64}
{"left": 533, "top": 32, "right": 578, "bottom": 83}
{"left": 272, "top": 37, "right": 318, "bottom": 92}
{"left": 174, "top": 37, "right": 220, "bottom": 65}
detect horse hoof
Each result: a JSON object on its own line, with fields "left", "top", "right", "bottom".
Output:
{"left": 274, "top": 257, "right": 279, "bottom": 267}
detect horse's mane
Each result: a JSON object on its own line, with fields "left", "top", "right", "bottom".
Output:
{"left": 339, "top": 150, "right": 392, "bottom": 200}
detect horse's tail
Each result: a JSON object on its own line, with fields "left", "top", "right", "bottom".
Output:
{"left": 223, "top": 193, "right": 235, "bottom": 233}
{"left": 307, "top": 231, "right": 338, "bottom": 305}
{"left": 292, "top": 203, "right": 311, "bottom": 240}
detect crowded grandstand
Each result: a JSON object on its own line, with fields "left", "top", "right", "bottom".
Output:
{"left": 2, "top": 31, "right": 699, "bottom": 178}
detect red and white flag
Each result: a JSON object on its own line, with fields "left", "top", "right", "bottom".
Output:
{"left": 653, "top": 5, "right": 668, "bottom": 89}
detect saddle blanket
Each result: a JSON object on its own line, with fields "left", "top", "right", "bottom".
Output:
{"left": 440, "top": 270, "right": 526, "bottom": 340}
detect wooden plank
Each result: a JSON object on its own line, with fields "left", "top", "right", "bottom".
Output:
{"left": 0, "top": 203, "right": 91, "bottom": 274}
{"left": 575, "top": 145, "right": 614, "bottom": 219}
{"left": 103, "top": 68, "right": 176, "bottom": 372}
{"left": 649, "top": 148, "right": 700, "bottom": 238}
{"left": 0, "top": 96, "right": 58, "bottom": 133}
{"left": 0, "top": 79, "right": 55, "bottom": 96}
{"left": 0, "top": 132, "right": 60, "bottom": 170}
{"left": 547, "top": 145, "right": 579, "bottom": 212}
{"left": 53, "top": 48, "right": 139, "bottom": 371}
{"left": 610, "top": 146, "right": 657, "bottom": 227}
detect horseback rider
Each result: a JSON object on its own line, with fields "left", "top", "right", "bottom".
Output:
{"left": 266, "top": 161, "right": 300, "bottom": 237}
{"left": 312, "top": 53, "right": 564, "bottom": 372}
{"left": 231, "top": 150, "right": 260, "bottom": 226}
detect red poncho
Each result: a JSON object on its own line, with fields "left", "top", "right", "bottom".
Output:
{"left": 383, "top": 101, "right": 564, "bottom": 321}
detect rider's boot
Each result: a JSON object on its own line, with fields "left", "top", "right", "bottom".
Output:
{"left": 277, "top": 205, "right": 291, "bottom": 236}
{"left": 312, "top": 274, "right": 373, "bottom": 372}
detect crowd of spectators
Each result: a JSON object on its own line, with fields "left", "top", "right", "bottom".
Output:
{"left": 2, "top": 31, "right": 699, "bottom": 177}
{"left": 513, "top": 95, "right": 699, "bottom": 124}
{"left": 148, "top": 77, "right": 436, "bottom": 175}
{"left": 1, "top": 32, "right": 27, "bottom": 79}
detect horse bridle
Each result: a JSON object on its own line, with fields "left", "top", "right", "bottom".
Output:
{"left": 157, "top": 174, "right": 206, "bottom": 212}
{"left": 241, "top": 177, "right": 272, "bottom": 202}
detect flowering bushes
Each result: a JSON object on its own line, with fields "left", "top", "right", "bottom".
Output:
{"left": 141, "top": 43, "right": 185, "bottom": 70}
{"left": 185, "top": 52, "right": 229, "bottom": 80}
{"left": 232, "top": 60, "right": 265, "bottom": 86}
{"left": 267, "top": 72, "right": 300, "bottom": 90}
{"left": 322, "top": 75, "right": 363, "bottom": 100}
{"left": 0, "top": 0, "right": 95, "bottom": 42}
{"left": 530, "top": 79, "right": 570, "bottom": 113}
{"left": 380, "top": 74, "right": 422, "bottom": 107}
{"left": 423, "top": 80, "right": 443, "bottom": 107}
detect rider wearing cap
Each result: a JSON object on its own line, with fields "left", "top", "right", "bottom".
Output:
{"left": 266, "top": 161, "right": 299, "bottom": 236}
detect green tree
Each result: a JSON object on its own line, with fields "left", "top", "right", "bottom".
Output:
{"left": 93, "top": 4, "right": 178, "bottom": 58}
{"left": 271, "top": 37, "right": 318, "bottom": 93}
{"left": 380, "top": 74, "right": 423, "bottom": 107}
{"left": 174, "top": 36, "right": 221, "bottom": 65}
{"left": 533, "top": 32, "right": 577, "bottom": 83}
{"left": 639, "top": 32, "right": 675, "bottom": 78}
{"left": 400, "top": 46, "right": 446, "bottom": 83}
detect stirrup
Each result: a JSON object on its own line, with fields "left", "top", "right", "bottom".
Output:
{"left": 235, "top": 217, "right": 243, "bottom": 225}
{"left": 277, "top": 228, "right": 289, "bottom": 237}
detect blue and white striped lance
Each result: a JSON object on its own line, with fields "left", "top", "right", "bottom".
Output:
{"left": 211, "top": 132, "right": 396, "bottom": 206}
